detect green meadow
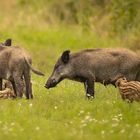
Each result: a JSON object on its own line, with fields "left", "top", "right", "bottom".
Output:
{"left": 0, "top": 0, "right": 140, "bottom": 140}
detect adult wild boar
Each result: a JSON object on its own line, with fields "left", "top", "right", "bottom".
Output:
{"left": 0, "top": 39, "right": 12, "bottom": 90}
{"left": 45, "top": 48, "right": 140, "bottom": 98}
{"left": 0, "top": 46, "right": 44, "bottom": 99}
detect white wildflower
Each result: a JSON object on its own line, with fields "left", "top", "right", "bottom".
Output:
{"left": 92, "top": 118, "right": 98, "bottom": 123}
{"left": 11, "top": 122, "right": 15, "bottom": 126}
{"left": 120, "top": 129, "right": 125, "bottom": 133}
{"left": 87, "top": 112, "right": 90, "bottom": 115}
{"left": 54, "top": 106, "right": 58, "bottom": 109}
{"left": 60, "top": 100, "right": 64, "bottom": 103}
{"left": 101, "top": 130, "right": 105, "bottom": 135}
{"left": 81, "top": 120, "right": 85, "bottom": 123}
{"left": 70, "top": 121, "right": 73, "bottom": 124}
{"left": 29, "top": 103, "right": 33, "bottom": 107}
{"left": 118, "top": 114, "right": 122, "bottom": 117}
{"left": 110, "top": 130, "right": 114, "bottom": 133}
{"left": 81, "top": 123, "right": 87, "bottom": 127}
{"left": 78, "top": 110, "right": 84, "bottom": 116}
{"left": 64, "top": 123, "right": 68, "bottom": 127}
{"left": 112, "top": 117, "right": 119, "bottom": 122}
{"left": 112, "top": 123, "right": 118, "bottom": 127}
{"left": 85, "top": 115, "right": 91, "bottom": 120}
{"left": 119, "top": 117, "right": 122, "bottom": 120}
{"left": 135, "top": 124, "right": 139, "bottom": 127}
{"left": 106, "top": 101, "right": 110, "bottom": 104}
{"left": 20, "top": 128, "right": 24, "bottom": 132}
{"left": 35, "top": 126, "right": 40, "bottom": 131}
{"left": 18, "top": 103, "right": 21, "bottom": 106}
{"left": 89, "top": 118, "right": 93, "bottom": 122}
{"left": 80, "top": 110, "right": 84, "bottom": 114}
{"left": 126, "top": 124, "right": 130, "bottom": 128}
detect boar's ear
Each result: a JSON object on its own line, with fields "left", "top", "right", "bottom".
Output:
{"left": 4, "top": 38, "right": 12, "bottom": 46}
{"left": 61, "top": 50, "right": 70, "bottom": 64}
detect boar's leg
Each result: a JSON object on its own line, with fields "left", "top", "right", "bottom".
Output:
{"left": 11, "top": 80, "right": 17, "bottom": 96}
{"left": 29, "top": 82, "right": 33, "bottom": 99}
{"left": 24, "top": 70, "right": 33, "bottom": 99}
{"left": 0, "top": 78, "right": 2, "bottom": 90}
{"left": 84, "top": 79, "right": 95, "bottom": 98}
{"left": 13, "top": 75, "right": 23, "bottom": 98}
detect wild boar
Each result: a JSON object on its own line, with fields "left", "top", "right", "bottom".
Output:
{"left": 0, "top": 39, "right": 12, "bottom": 90}
{"left": 115, "top": 77, "right": 140, "bottom": 102}
{"left": 45, "top": 48, "right": 140, "bottom": 98}
{"left": 0, "top": 46, "right": 44, "bottom": 99}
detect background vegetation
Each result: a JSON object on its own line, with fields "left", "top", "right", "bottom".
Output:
{"left": 0, "top": 0, "right": 140, "bottom": 140}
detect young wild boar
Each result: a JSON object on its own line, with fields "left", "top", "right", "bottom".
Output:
{"left": 45, "top": 48, "right": 140, "bottom": 98}
{"left": 0, "top": 81, "right": 16, "bottom": 99}
{"left": 115, "top": 77, "right": 140, "bottom": 102}
{"left": 0, "top": 46, "right": 44, "bottom": 99}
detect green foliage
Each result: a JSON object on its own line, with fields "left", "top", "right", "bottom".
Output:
{"left": 0, "top": 1, "right": 140, "bottom": 140}
{"left": 110, "top": 0, "right": 140, "bottom": 33}
{"left": 1, "top": 0, "right": 139, "bottom": 35}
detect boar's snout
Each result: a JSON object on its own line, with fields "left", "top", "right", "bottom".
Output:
{"left": 45, "top": 78, "right": 57, "bottom": 89}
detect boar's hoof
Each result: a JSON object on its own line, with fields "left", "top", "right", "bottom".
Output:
{"left": 86, "top": 94, "right": 91, "bottom": 97}
{"left": 86, "top": 94, "right": 94, "bottom": 100}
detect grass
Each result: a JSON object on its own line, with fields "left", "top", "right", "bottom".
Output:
{"left": 0, "top": 1, "right": 139, "bottom": 139}
{"left": 0, "top": 26, "right": 140, "bottom": 140}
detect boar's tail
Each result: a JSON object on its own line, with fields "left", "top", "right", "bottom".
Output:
{"left": 24, "top": 58, "right": 45, "bottom": 76}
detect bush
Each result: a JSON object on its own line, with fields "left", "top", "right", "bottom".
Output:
{"left": 110, "top": 0, "right": 140, "bottom": 34}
